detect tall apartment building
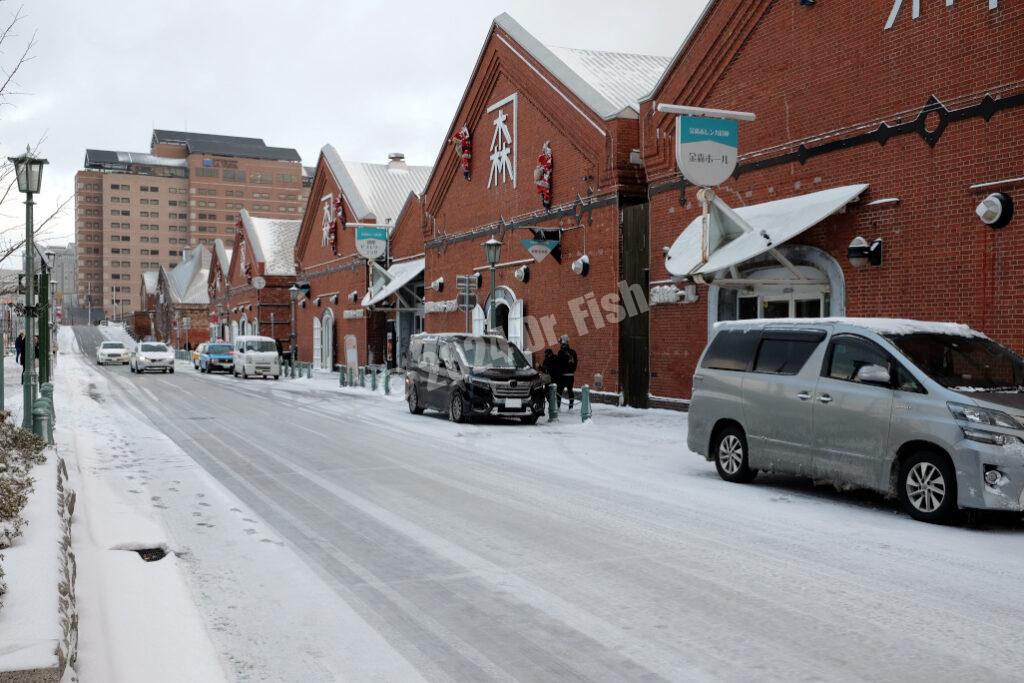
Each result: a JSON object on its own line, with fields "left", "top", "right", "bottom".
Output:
{"left": 75, "top": 130, "right": 305, "bottom": 319}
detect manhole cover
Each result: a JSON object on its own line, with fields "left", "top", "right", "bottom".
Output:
{"left": 136, "top": 547, "right": 166, "bottom": 562}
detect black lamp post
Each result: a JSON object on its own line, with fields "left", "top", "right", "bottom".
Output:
{"left": 8, "top": 148, "right": 48, "bottom": 430}
{"left": 482, "top": 237, "right": 502, "bottom": 332}
{"left": 289, "top": 284, "right": 299, "bottom": 365}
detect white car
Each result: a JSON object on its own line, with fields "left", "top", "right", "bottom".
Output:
{"left": 96, "top": 341, "right": 130, "bottom": 365}
{"left": 232, "top": 335, "right": 281, "bottom": 379}
{"left": 130, "top": 341, "right": 175, "bottom": 374}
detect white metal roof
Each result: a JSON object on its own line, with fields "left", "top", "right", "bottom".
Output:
{"left": 361, "top": 258, "right": 425, "bottom": 307}
{"left": 665, "top": 184, "right": 869, "bottom": 279}
{"left": 321, "top": 145, "right": 431, "bottom": 226}
{"left": 141, "top": 270, "right": 159, "bottom": 294}
{"left": 163, "top": 246, "right": 211, "bottom": 305}
{"left": 212, "top": 239, "right": 232, "bottom": 276}
{"left": 240, "top": 209, "right": 301, "bottom": 277}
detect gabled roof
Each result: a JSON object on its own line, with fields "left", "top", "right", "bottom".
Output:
{"left": 494, "top": 13, "right": 669, "bottom": 120}
{"left": 141, "top": 271, "right": 159, "bottom": 295}
{"left": 162, "top": 246, "right": 211, "bottom": 305}
{"left": 212, "top": 238, "right": 232, "bottom": 276}
{"left": 150, "top": 129, "right": 301, "bottom": 162}
{"left": 240, "top": 209, "right": 301, "bottom": 276}
{"left": 321, "top": 145, "right": 431, "bottom": 226}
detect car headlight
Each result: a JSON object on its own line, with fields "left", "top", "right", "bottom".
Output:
{"left": 947, "top": 402, "right": 1022, "bottom": 429}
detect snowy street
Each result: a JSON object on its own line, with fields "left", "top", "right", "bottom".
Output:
{"left": 62, "top": 325, "right": 1024, "bottom": 681}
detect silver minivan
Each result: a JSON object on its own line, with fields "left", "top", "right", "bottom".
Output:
{"left": 688, "top": 318, "right": 1024, "bottom": 523}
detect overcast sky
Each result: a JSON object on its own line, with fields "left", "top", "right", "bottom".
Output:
{"left": 0, "top": 0, "right": 706, "bottom": 250}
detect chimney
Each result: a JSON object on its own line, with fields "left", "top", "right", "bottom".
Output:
{"left": 387, "top": 152, "right": 407, "bottom": 171}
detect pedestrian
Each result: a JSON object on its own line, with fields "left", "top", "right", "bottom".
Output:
{"left": 540, "top": 348, "right": 559, "bottom": 387}
{"left": 14, "top": 332, "right": 24, "bottom": 365}
{"left": 556, "top": 335, "right": 578, "bottom": 410}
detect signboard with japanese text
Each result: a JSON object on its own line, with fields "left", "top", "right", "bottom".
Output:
{"left": 355, "top": 226, "right": 388, "bottom": 260}
{"left": 676, "top": 115, "right": 738, "bottom": 187}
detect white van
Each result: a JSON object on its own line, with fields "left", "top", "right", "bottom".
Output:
{"left": 232, "top": 335, "right": 281, "bottom": 380}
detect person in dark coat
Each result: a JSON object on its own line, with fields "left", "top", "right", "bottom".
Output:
{"left": 14, "top": 332, "right": 24, "bottom": 365}
{"left": 540, "top": 348, "right": 560, "bottom": 387}
{"left": 556, "top": 335, "right": 578, "bottom": 410}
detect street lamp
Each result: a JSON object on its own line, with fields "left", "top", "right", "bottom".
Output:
{"left": 289, "top": 284, "right": 299, "bottom": 366}
{"left": 8, "top": 147, "right": 48, "bottom": 431}
{"left": 37, "top": 249, "right": 53, "bottom": 386}
{"left": 482, "top": 237, "right": 502, "bottom": 333}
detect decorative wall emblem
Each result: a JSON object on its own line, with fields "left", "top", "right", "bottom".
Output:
{"left": 320, "top": 196, "right": 333, "bottom": 247}
{"left": 534, "top": 141, "right": 553, "bottom": 209}
{"left": 486, "top": 93, "right": 518, "bottom": 188}
{"left": 451, "top": 125, "right": 472, "bottom": 180}
{"left": 885, "top": 0, "right": 998, "bottom": 30}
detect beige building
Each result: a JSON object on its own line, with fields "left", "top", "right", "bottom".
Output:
{"left": 75, "top": 130, "right": 306, "bottom": 319}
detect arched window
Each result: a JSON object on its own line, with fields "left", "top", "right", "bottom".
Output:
{"left": 321, "top": 309, "right": 335, "bottom": 371}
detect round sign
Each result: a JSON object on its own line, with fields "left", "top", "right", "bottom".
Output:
{"left": 251, "top": 276, "right": 267, "bottom": 290}
{"left": 676, "top": 115, "right": 738, "bottom": 187}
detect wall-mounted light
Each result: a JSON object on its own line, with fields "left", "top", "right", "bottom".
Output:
{"left": 976, "top": 192, "right": 1014, "bottom": 229}
{"left": 314, "top": 297, "right": 321, "bottom": 307}
{"left": 571, "top": 255, "right": 589, "bottom": 276}
{"left": 514, "top": 265, "right": 529, "bottom": 283}
{"left": 430, "top": 277, "right": 444, "bottom": 292}
{"left": 348, "top": 290, "right": 358, "bottom": 302}
{"left": 329, "top": 294, "right": 339, "bottom": 305}
{"left": 848, "top": 236, "right": 883, "bottom": 267}
{"left": 299, "top": 299, "right": 306, "bottom": 308}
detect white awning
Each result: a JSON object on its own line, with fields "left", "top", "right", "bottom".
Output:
{"left": 361, "top": 258, "right": 425, "bottom": 307}
{"left": 665, "top": 184, "right": 869, "bottom": 279}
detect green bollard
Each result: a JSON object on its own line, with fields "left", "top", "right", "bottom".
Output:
{"left": 339, "top": 366, "right": 346, "bottom": 387}
{"left": 32, "top": 403, "right": 49, "bottom": 443}
{"left": 581, "top": 384, "right": 592, "bottom": 422}
{"left": 547, "top": 383, "right": 559, "bottom": 422}
{"left": 383, "top": 368, "right": 390, "bottom": 395}
{"left": 306, "top": 362, "right": 312, "bottom": 379}
{"left": 370, "top": 369, "right": 378, "bottom": 392}
{"left": 358, "top": 367, "right": 365, "bottom": 388}
{"left": 41, "top": 383, "right": 55, "bottom": 425}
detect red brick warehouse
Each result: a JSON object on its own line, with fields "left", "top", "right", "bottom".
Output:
{"left": 293, "top": 145, "right": 430, "bottom": 370}
{"left": 220, "top": 209, "right": 301, "bottom": 350}
{"left": 641, "top": 0, "right": 1024, "bottom": 402}
{"left": 418, "top": 13, "right": 669, "bottom": 407}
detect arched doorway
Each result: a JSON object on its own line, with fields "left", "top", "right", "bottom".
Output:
{"left": 484, "top": 286, "right": 525, "bottom": 351}
{"left": 239, "top": 314, "right": 249, "bottom": 336}
{"left": 312, "top": 317, "right": 322, "bottom": 369}
{"left": 230, "top": 320, "right": 238, "bottom": 341}
{"left": 321, "top": 309, "right": 335, "bottom": 371}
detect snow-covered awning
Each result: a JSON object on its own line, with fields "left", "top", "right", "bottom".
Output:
{"left": 361, "top": 258, "right": 425, "bottom": 308}
{"left": 665, "top": 184, "right": 869, "bottom": 280}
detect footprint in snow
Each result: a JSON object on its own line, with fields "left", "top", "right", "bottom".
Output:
{"left": 196, "top": 522, "right": 215, "bottom": 528}
{"left": 198, "top": 502, "right": 211, "bottom": 507}
{"left": 128, "top": 489, "right": 140, "bottom": 494}
{"left": 195, "top": 493, "right": 205, "bottom": 498}
{"left": 154, "top": 504, "right": 168, "bottom": 510}
{"left": 192, "top": 511, "right": 202, "bottom": 517}
{"left": 229, "top": 507, "right": 242, "bottom": 513}
{"left": 259, "top": 538, "right": 283, "bottom": 545}
{"left": 244, "top": 528, "right": 256, "bottom": 535}
{"left": 151, "top": 495, "right": 161, "bottom": 501}
{"left": 168, "top": 487, "right": 179, "bottom": 492}
{"left": 242, "top": 518, "right": 257, "bottom": 523}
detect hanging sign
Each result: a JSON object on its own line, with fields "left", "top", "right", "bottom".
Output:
{"left": 676, "top": 115, "right": 738, "bottom": 187}
{"left": 355, "top": 226, "right": 387, "bottom": 260}
{"left": 251, "top": 276, "right": 266, "bottom": 290}
{"left": 521, "top": 238, "right": 559, "bottom": 263}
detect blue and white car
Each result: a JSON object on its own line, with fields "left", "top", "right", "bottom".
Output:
{"left": 199, "top": 342, "right": 234, "bottom": 374}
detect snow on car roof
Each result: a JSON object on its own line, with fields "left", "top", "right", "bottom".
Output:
{"left": 714, "top": 317, "right": 986, "bottom": 338}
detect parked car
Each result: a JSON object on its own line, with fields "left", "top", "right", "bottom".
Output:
{"left": 96, "top": 341, "right": 130, "bottom": 365}
{"left": 192, "top": 343, "right": 208, "bottom": 369}
{"left": 405, "top": 333, "right": 545, "bottom": 424}
{"left": 687, "top": 318, "right": 1024, "bottom": 523}
{"left": 129, "top": 341, "right": 175, "bottom": 374}
{"left": 199, "top": 342, "right": 234, "bottom": 374}
{"left": 232, "top": 335, "right": 280, "bottom": 379}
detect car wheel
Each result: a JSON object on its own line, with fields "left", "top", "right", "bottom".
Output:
{"left": 169, "top": 368, "right": 174, "bottom": 374}
{"left": 899, "top": 451, "right": 958, "bottom": 523}
{"left": 521, "top": 414, "right": 540, "bottom": 425}
{"left": 273, "top": 375, "right": 280, "bottom": 380}
{"left": 130, "top": 364, "right": 135, "bottom": 373}
{"left": 712, "top": 425, "right": 757, "bottom": 483}
{"left": 449, "top": 390, "right": 467, "bottom": 423}
{"left": 408, "top": 386, "right": 424, "bottom": 415}
{"left": 242, "top": 367, "right": 248, "bottom": 379}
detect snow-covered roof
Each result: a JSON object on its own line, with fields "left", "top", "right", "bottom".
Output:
{"left": 240, "top": 209, "right": 301, "bottom": 276}
{"left": 495, "top": 13, "right": 669, "bottom": 120}
{"left": 321, "top": 145, "right": 431, "bottom": 226}
{"left": 212, "top": 238, "right": 232, "bottom": 276}
{"left": 163, "top": 246, "right": 211, "bottom": 305}
{"left": 141, "top": 271, "right": 159, "bottom": 295}
{"left": 715, "top": 318, "right": 986, "bottom": 338}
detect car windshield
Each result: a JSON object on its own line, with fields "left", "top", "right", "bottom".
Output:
{"left": 101, "top": 342, "right": 125, "bottom": 349}
{"left": 456, "top": 337, "right": 529, "bottom": 370}
{"left": 208, "top": 344, "right": 232, "bottom": 353}
{"left": 244, "top": 341, "right": 277, "bottom": 352}
{"left": 884, "top": 332, "right": 1024, "bottom": 391}
{"left": 141, "top": 343, "right": 167, "bottom": 353}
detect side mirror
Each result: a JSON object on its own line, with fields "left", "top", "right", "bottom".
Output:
{"left": 855, "top": 364, "right": 891, "bottom": 385}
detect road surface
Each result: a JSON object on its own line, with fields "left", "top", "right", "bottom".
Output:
{"left": 70, "top": 326, "right": 1024, "bottom": 682}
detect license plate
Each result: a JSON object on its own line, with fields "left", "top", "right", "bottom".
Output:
{"left": 504, "top": 398, "right": 522, "bottom": 409}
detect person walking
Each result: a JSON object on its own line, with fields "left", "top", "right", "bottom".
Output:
{"left": 556, "top": 335, "right": 578, "bottom": 410}
{"left": 540, "top": 348, "right": 560, "bottom": 387}
{"left": 14, "top": 332, "right": 24, "bottom": 366}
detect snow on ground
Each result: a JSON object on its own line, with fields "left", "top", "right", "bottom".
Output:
{"left": 96, "top": 323, "right": 136, "bottom": 347}
{"left": 60, "top": 326, "right": 423, "bottom": 682}
{"left": 0, "top": 445, "right": 58, "bottom": 674}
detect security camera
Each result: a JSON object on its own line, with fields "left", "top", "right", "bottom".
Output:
{"left": 976, "top": 193, "right": 1014, "bottom": 229}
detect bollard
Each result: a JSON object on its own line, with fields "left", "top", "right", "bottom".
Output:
{"left": 370, "top": 369, "right": 378, "bottom": 392}
{"left": 547, "top": 382, "right": 559, "bottom": 422}
{"left": 357, "top": 367, "right": 365, "bottom": 388}
{"left": 40, "top": 382, "right": 55, "bottom": 425}
{"left": 581, "top": 384, "right": 592, "bottom": 422}
{"left": 383, "top": 368, "right": 390, "bottom": 395}
{"left": 339, "top": 366, "right": 346, "bottom": 387}
{"left": 32, "top": 403, "right": 49, "bottom": 443}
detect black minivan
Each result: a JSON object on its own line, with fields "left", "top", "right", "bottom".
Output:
{"left": 405, "top": 333, "right": 546, "bottom": 424}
